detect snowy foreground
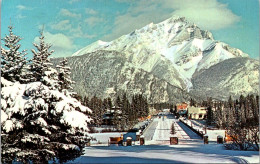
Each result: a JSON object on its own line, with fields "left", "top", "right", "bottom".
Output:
{"left": 66, "top": 113, "right": 259, "bottom": 163}
{"left": 67, "top": 142, "right": 259, "bottom": 163}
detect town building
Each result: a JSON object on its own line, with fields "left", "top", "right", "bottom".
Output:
{"left": 188, "top": 106, "right": 207, "bottom": 119}
{"left": 176, "top": 102, "right": 188, "bottom": 115}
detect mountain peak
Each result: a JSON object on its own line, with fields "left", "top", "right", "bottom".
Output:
{"left": 72, "top": 14, "right": 248, "bottom": 86}
{"left": 166, "top": 15, "right": 186, "bottom": 23}
{"left": 58, "top": 15, "right": 257, "bottom": 103}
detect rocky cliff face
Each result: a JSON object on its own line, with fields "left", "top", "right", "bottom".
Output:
{"left": 52, "top": 15, "right": 258, "bottom": 103}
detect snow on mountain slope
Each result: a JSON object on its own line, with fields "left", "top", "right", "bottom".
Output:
{"left": 191, "top": 57, "right": 259, "bottom": 100}
{"left": 52, "top": 50, "right": 190, "bottom": 103}
{"left": 72, "top": 15, "right": 248, "bottom": 90}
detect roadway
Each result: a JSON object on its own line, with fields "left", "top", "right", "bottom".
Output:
{"left": 143, "top": 111, "right": 202, "bottom": 143}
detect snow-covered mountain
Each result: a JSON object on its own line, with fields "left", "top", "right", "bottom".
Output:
{"left": 72, "top": 16, "right": 248, "bottom": 90}
{"left": 191, "top": 57, "right": 259, "bottom": 100}
{"left": 52, "top": 15, "right": 258, "bottom": 102}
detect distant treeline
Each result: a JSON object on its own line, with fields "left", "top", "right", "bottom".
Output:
{"left": 75, "top": 93, "right": 149, "bottom": 131}
{"left": 192, "top": 95, "right": 259, "bottom": 151}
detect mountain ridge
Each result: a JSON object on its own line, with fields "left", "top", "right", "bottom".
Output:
{"left": 51, "top": 15, "right": 258, "bottom": 102}
{"left": 71, "top": 16, "right": 248, "bottom": 88}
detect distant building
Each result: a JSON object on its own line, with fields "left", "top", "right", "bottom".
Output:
{"left": 176, "top": 102, "right": 188, "bottom": 115}
{"left": 188, "top": 106, "right": 207, "bottom": 119}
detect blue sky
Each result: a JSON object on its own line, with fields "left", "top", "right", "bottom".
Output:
{"left": 1, "top": 0, "right": 259, "bottom": 59}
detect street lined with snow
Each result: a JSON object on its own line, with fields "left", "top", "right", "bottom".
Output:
{"left": 152, "top": 117, "right": 172, "bottom": 141}
{"left": 67, "top": 112, "right": 259, "bottom": 163}
{"left": 144, "top": 112, "right": 202, "bottom": 144}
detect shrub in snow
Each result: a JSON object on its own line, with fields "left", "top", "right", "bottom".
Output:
{"left": 171, "top": 123, "right": 176, "bottom": 134}
{"left": 1, "top": 77, "right": 92, "bottom": 163}
{"left": 224, "top": 142, "right": 259, "bottom": 151}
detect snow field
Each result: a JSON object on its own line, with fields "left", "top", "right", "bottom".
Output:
{"left": 180, "top": 118, "right": 204, "bottom": 133}
{"left": 68, "top": 143, "right": 259, "bottom": 163}
{"left": 180, "top": 118, "right": 226, "bottom": 141}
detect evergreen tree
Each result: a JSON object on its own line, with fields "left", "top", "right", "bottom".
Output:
{"left": 113, "top": 96, "right": 122, "bottom": 130}
{"left": 84, "top": 96, "right": 90, "bottom": 107}
{"left": 107, "top": 97, "right": 113, "bottom": 115}
{"left": 223, "top": 95, "right": 259, "bottom": 150}
{"left": 131, "top": 95, "right": 138, "bottom": 121}
{"left": 190, "top": 98, "right": 197, "bottom": 107}
{"left": 171, "top": 123, "right": 176, "bottom": 134}
{"left": 115, "top": 95, "right": 122, "bottom": 108}
{"left": 89, "top": 95, "right": 98, "bottom": 125}
{"left": 1, "top": 24, "right": 28, "bottom": 83}
{"left": 215, "top": 102, "right": 222, "bottom": 128}
{"left": 239, "top": 95, "right": 247, "bottom": 125}
{"left": 56, "top": 58, "right": 75, "bottom": 93}
{"left": 1, "top": 25, "right": 93, "bottom": 163}
{"left": 1, "top": 77, "right": 92, "bottom": 163}
{"left": 30, "top": 30, "right": 54, "bottom": 82}
{"left": 121, "top": 93, "right": 130, "bottom": 130}
{"left": 96, "top": 98, "right": 104, "bottom": 126}
{"left": 206, "top": 97, "right": 213, "bottom": 125}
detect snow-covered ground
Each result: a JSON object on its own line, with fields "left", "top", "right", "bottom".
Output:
{"left": 68, "top": 142, "right": 259, "bottom": 163}
{"left": 68, "top": 113, "right": 259, "bottom": 163}
{"left": 152, "top": 117, "right": 172, "bottom": 141}
{"left": 180, "top": 117, "right": 205, "bottom": 133}
{"left": 179, "top": 118, "right": 227, "bottom": 141}
{"left": 150, "top": 115, "right": 193, "bottom": 142}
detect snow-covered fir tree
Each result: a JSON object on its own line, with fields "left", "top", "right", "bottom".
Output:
{"left": 1, "top": 24, "right": 28, "bottom": 83}
{"left": 30, "top": 30, "right": 54, "bottom": 83}
{"left": 1, "top": 30, "right": 92, "bottom": 163}
{"left": 1, "top": 77, "right": 92, "bottom": 163}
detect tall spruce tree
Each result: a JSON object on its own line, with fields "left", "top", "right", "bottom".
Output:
{"left": 121, "top": 93, "right": 130, "bottom": 130}
{"left": 1, "top": 24, "right": 28, "bottom": 83}
{"left": 30, "top": 30, "right": 54, "bottom": 82}
{"left": 89, "top": 95, "right": 98, "bottom": 125}
{"left": 206, "top": 97, "right": 214, "bottom": 125}
{"left": 113, "top": 96, "right": 122, "bottom": 130}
